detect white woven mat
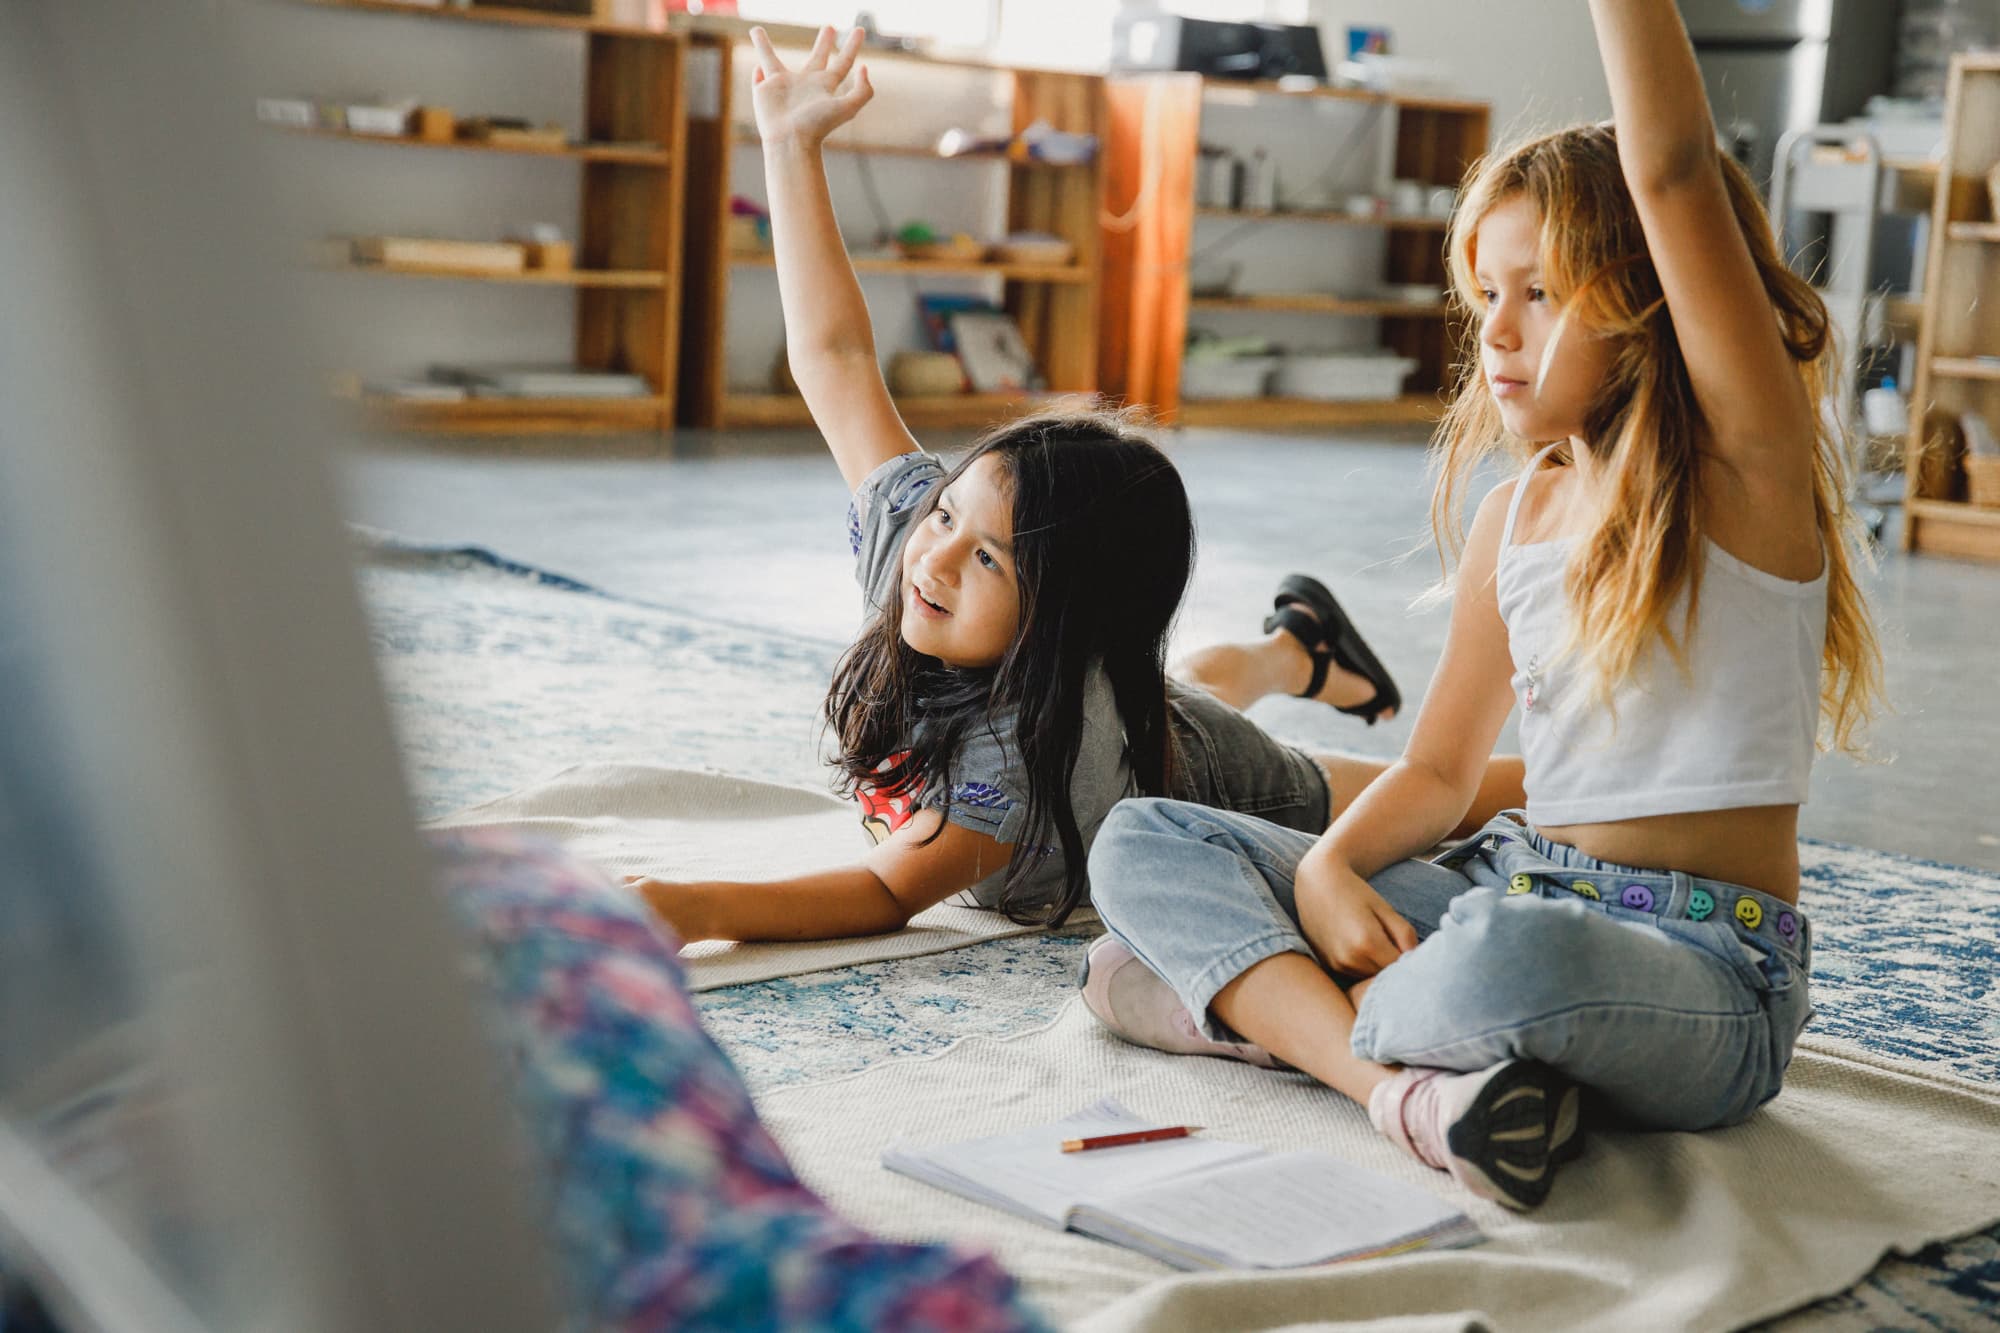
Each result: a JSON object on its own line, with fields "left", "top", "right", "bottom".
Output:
{"left": 428, "top": 762, "right": 1084, "bottom": 991}
{"left": 756, "top": 1002, "right": 2000, "bottom": 1332}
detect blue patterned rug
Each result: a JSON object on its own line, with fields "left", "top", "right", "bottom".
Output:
{"left": 356, "top": 536, "right": 2000, "bottom": 1330}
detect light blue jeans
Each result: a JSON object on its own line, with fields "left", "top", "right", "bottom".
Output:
{"left": 1085, "top": 800, "right": 1816, "bottom": 1131}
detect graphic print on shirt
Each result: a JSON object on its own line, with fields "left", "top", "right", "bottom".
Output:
{"left": 1522, "top": 653, "right": 1542, "bottom": 713}
{"left": 856, "top": 752, "right": 921, "bottom": 844}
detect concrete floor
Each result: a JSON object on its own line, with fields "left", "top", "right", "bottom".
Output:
{"left": 341, "top": 425, "right": 2000, "bottom": 873}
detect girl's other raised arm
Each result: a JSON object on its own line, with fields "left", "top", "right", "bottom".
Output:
{"left": 1587, "top": 1, "right": 1818, "bottom": 510}
{"left": 749, "top": 26, "right": 920, "bottom": 491}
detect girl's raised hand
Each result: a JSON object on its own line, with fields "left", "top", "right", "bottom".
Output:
{"left": 747, "top": 25, "right": 873, "bottom": 148}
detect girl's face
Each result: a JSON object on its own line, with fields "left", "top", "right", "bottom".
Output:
{"left": 899, "top": 453, "right": 1020, "bottom": 668}
{"left": 1474, "top": 195, "right": 1613, "bottom": 444}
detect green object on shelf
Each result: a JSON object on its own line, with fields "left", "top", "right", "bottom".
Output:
{"left": 895, "top": 221, "right": 939, "bottom": 245}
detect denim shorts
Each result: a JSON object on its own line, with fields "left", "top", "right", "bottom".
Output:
{"left": 1085, "top": 802, "right": 1815, "bottom": 1132}
{"left": 1165, "top": 681, "right": 1331, "bottom": 837}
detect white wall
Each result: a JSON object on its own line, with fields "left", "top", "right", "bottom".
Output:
{"left": 1307, "top": 0, "right": 1611, "bottom": 145}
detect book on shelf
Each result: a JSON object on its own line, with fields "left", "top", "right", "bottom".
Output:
{"left": 948, "top": 310, "right": 1040, "bottom": 393}
{"left": 427, "top": 364, "right": 653, "bottom": 399}
{"left": 882, "top": 1098, "right": 1484, "bottom": 1272}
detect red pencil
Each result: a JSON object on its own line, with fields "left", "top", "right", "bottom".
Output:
{"left": 1059, "top": 1125, "right": 1202, "bottom": 1153}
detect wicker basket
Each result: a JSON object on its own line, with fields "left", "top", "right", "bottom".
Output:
{"left": 1967, "top": 455, "right": 2000, "bottom": 508}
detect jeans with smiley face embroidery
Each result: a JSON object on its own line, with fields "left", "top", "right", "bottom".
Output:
{"left": 1086, "top": 802, "right": 1815, "bottom": 1131}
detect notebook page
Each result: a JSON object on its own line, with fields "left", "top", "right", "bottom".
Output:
{"left": 882, "top": 1099, "right": 1261, "bottom": 1227}
{"left": 1082, "top": 1149, "right": 1479, "bottom": 1269}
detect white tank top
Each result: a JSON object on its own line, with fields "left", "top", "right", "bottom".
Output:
{"left": 1498, "top": 444, "right": 1829, "bottom": 825}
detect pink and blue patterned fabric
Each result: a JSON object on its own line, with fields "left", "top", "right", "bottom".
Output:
{"left": 431, "top": 827, "right": 1047, "bottom": 1333}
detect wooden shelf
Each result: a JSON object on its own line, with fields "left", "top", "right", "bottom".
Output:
{"left": 1174, "top": 394, "right": 1441, "bottom": 429}
{"left": 719, "top": 391, "right": 1093, "bottom": 430}
{"left": 1200, "top": 79, "right": 1487, "bottom": 114}
{"left": 1100, "top": 76, "right": 1485, "bottom": 420}
{"left": 281, "top": 1, "right": 691, "bottom": 434}
{"left": 338, "top": 260, "right": 667, "bottom": 287}
{"left": 361, "top": 393, "right": 671, "bottom": 434}
{"left": 1931, "top": 357, "right": 2000, "bottom": 381}
{"left": 729, "top": 253, "right": 1091, "bottom": 284}
{"left": 1901, "top": 52, "right": 2000, "bottom": 561}
{"left": 679, "top": 47, "right": 1109, "bottom": 428}
{"left": 277, "top": 124, "right": 671, "bottom": 165}
{"left": 298, "top": 0, "right": 674, "bottom": 40}
{"left": 1190, "top": 293, "right": 1448, "bottom": 318}
{"left": 1195, "top": 206, "right": 1448, "bottom": 232}
{"left": 1906, "top": 499, "right": 2000, "bottom": 561}
{"left": 732, "top": 132, "right": 1088, "bottom": 168}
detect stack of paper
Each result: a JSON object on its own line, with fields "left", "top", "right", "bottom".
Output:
{"left": 883, "top": 1099, "right": 1483, "bottom": 1271}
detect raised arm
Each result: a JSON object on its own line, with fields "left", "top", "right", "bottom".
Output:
{"left": 630, "top": 809, "right": 1006, "bottom": 943}
{"left": 748, "top": 26, "right": 920, "bottom": 491}
{"left": 1587, "top": 1, "right": 1818, "bottom": 507}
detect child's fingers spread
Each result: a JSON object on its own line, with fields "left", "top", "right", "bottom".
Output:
{"left": 826, "top": 26, "right": 863, "bottom": 82}
{"left": 747, "top": 26, "right": 786, "bottom": 76}
{"left": 804, "top": 23, "right": 837, "bottom": 71}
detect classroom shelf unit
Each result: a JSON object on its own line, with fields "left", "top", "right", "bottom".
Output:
{"left": 674, "top": 26, "right": 1107, "bottom": 432}
{"left": 1903, "top": 53, "right": 2000, "bottom": 562}
{"left": 278, "top": 0, "right": 691, "bottom": 434}
{"left": 1099, "top": 74, "right": 1488, "bottom": 430}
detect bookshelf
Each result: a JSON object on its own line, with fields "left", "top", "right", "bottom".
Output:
{"left": 272, "top": 0, "right": 690, "bottom": 434}
{"left": 1903, "top": 53, "right": 2000, "bottom": 562}
{"left": 673, "top": 27, "right": 1107, "bottom": 431}
{"left": 1099, "top": 75, "right": 1488, "bottom": 430}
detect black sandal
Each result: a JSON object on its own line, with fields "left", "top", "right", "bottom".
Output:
{"left": 1262, "top": 573, "right": 1401, "bottom": 725}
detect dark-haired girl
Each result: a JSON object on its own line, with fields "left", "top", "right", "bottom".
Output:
{"left": 627, "top": 27, "right": 1523, "bottom": 955}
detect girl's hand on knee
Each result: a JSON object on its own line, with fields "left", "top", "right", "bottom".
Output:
{"left": 1294, "top": 854, "right": 1418, "bottom": 979}
{"left": 748, "top": 25, "right": 874, "bottom": 149}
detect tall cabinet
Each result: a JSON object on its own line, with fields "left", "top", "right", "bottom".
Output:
{"left": 1903, "top": 52, "right": 2000, "bottom": 562}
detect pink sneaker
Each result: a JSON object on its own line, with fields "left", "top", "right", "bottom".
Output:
{"left": 1369, "top": 1060, "right": 1578, "bottom": 1211}
{"left": 1079, "top": 936, "right": 1279, "bottom": 1068}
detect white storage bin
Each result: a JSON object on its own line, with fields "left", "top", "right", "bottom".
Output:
{"left": 1272, "top": 352, "right": 1418, "bottom": 401}
{"left": 1181, "top": 354, "right": 1280, "bottom": 400}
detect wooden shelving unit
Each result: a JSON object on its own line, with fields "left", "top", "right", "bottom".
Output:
{"left": 1903, "top": 53, "right": 2000, "bottom": 562}
{"left": 277, "top": 0, "right": 690, "bottom": 433}
{"left": 1099, "top": 75, "right": 1487, "bottom": 430}
{"left": 675, "top": 29, "right": 1107, "bottom": 431}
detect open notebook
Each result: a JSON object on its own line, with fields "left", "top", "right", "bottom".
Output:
{"left": 882, "top": 1099, "right": 1483, "bottom": 1271}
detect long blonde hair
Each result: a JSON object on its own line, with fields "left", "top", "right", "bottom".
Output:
{"left": 1429, "top": 123, "right": 1881, "bottom": 753}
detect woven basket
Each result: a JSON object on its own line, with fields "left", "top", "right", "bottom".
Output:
{"left": 1967, "top": 455, "right": 2000, "bottom": 508}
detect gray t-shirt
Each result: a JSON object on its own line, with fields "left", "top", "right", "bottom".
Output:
{"left": 846, "top": 451, "right": 1140, "bottom": 910}
{"left": 844, "top": 451, "right": 1330, "bottom": 911}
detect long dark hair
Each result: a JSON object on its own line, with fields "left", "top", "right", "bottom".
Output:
{"left": 825, "top": 410, "right": 1196, "bottom": 926}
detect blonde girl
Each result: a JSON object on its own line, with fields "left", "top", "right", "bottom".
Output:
{"left": 1078, "top": 0, "right": 1882, "bottom": 1211}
